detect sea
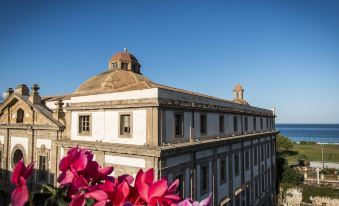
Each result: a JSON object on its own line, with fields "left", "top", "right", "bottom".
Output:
{"left": 276, "top": 124, "right": 339, "bottom": 144}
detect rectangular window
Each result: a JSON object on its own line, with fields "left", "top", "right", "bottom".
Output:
{"left": 267, "top": 143, "right": 270, "bottom": 157}
{"left": 120, "top": 114, "right": 131, "bottom": 136}
{"left": 79, "top": 115, "right": 90, "bottom": 134}
{"left": 175, "top": 174, "right": 185, "bottom": 199}
{"left": 234, "top": 153, "right": 239, "bottom": 176}
{"left": 201, "top": 165, "right": 209, "bottom": 194}
{"left": 121, "top": 62, "right": 129, "bottom": 69}
{"left": 174, "top": 113, "right": 184, "bottom": 137}
{"left": 220, "top": 158, "right": 226, "bottom": 184}
{"left": 219, "top": 115, "right": 225, "bottom": 134}
{"left": 245, "top": 150, "right": 249, "bottom": 170}
{"left": 112, "top": 62, "right": 118, "bottom": 69}
{"left": 200, "top": 114, "right": 207, "bottom": 134}
{"left": 233, "top": 116, "right": 238, "bottom": 132}
{"left": 261, "top": 145, "right": 264, "bottom": 161}
{"left": 254, "top": 147, "right": 258, "bottom": 166}
{"left": 253, "top": 117, "right": 256, "bottom": 131}
{"left": 244, "top": 116, "right": 248, "bottom": 131}
{"left": 266, "top": 118, "right": 269, "bottom": 130}
{"left": 260, "top": 118, "right": 263, "bottom": 131}
{"left": 39, "top": 155, "right": 47, "bottom": 181}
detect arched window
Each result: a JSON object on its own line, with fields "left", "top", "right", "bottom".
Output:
{"left": 13, "top": 149, "right": 23, "bottom": 166}
{"left": 16, "top": 108, "right": 24, "bottom": 123}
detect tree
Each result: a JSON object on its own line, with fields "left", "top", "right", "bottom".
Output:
{"left": 276, "top": 134, "right": 293, "bottom": 151}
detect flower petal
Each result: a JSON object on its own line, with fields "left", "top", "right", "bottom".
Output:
{"left": 148, "top": 179, "right": 168, "bottom": 199}
{"left": 70, "top": 193, "right": 85, "bottom": 206}
{"left": 199, "top": 193, "right": 212, "bottom": 206}
{"left": 84, "top": 190, "right": 108, "bottom": 201}
{"left": 23, "top": 161, "right": 34, "bottom": 179}
{"left": 11, "top": 159, "right": 25, "bottom": 185}
{"left": 72, "top": 150, "right": 89, "bottom": 171}
{"left": 167, "top": 179, "right": 179, "bottom": 193}
{"left": 11, "top": 178, "right": 29, "bottom": 206}
{"left": 57, "top": 170, "right": 75, "bottom": 185}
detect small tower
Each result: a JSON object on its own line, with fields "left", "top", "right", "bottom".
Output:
{"left": 29, "top": 84, "right": 41, "bottom": 104}
{"left": 233, "top": 84, "right": 249, "bottom": 105}
{"left": 108, "top": 48, "right": 141, "bottom": 73}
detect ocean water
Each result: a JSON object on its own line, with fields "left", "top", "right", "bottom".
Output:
{"left": 276, "top": 124, "right": 339, "bottom": 144}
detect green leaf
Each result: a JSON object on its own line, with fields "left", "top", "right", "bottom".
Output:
{"left": 44, "top": 195, "right": 68, "bottom": 206}
{"left": 41, "top": 184, "right": 57, "bottom": 195}
{"left": 85, "top": 198, "right": 96, "bottom": 206}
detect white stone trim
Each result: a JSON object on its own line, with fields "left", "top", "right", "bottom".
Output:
{"left": 36, "top": 139, "right": 52, "bottom": 150}
{"left": 70, "top": 88, "right": 158, "bottom": 103}
{"left": 104, "top": 155, "right": 146, "bottom": 168}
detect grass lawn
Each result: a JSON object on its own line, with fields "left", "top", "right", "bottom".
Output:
{"left": 284, "top": 144, "right": 339, "bottom": 165}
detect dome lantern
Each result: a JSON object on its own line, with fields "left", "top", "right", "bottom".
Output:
{"left": 108, "top": 48, "right": 141, "bottom": 73}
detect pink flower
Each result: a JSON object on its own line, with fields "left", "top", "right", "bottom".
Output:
{"left": 177, "top": 193, "right": 212, "bottom": 206}
{"left": 134, "top": 168, "right": 181, "bottom": 205}
{"left": 57, "top": 146, "right": 94, "bottom": 185}
{"left": 11, "top": 159, "right": 34, "bottom": 206}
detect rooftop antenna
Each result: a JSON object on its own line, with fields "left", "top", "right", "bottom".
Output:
{"left": 124, "top": 46, "right": 128, "bottom": 52}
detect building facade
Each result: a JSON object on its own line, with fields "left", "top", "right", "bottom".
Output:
{"left": 0, "top": 49, "right": 277, "bottom": 205}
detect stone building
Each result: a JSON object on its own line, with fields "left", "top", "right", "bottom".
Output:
{"left": 0, "top": 49, "right": 277, "bottom": 206}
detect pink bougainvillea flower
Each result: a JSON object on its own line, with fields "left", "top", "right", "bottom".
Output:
{"left": 134, "top": 168, "right": 181, "bottom": 205}
{"left": 11, "top": 159, "right": 34, "bottom": 206}
{"left": 177, "top": 193, "right": 212, "bottom": 206}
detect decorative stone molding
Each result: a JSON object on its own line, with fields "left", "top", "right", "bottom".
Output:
{"left": 11, "top": 144, "right": 27, "bottom": 168}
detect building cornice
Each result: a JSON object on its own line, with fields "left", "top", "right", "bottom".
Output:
{"left": 159, "top": 131, "right": 279, "bottom": 157}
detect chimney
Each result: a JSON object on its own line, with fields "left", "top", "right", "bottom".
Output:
{"left": 15, "top": 84, "right": 29, "bottom": 96}
{"left": 53, "top": 100, "right": 65, "bottom": 124}
{"left": 29, "top": 84, "right": 41, "bottom": 104}
{"left": 2, "top": 88, "right": 14, "bottom": 99}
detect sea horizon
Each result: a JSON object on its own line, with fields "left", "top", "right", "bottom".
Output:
{"left": 276, "top": 123, "right": 339, "bottom": 144}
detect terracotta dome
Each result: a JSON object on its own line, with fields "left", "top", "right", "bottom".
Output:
{"left": 75, "top": 69, "right": 155, "bottom": 95}
{"left": 110, "top": 50, "right": 139, "bottom": 63}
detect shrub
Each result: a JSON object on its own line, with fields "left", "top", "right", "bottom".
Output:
{"left": 281, "top": 167, "right": 304, "bottom": 185}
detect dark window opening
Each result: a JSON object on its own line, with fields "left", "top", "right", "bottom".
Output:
{"left": 254, "top": 147, "right": 258, "bottom": 166}
{"left": 253, "top": 117, "right": 256, "bottom": 131}
{"left": 200, "top": 114, "right": 207, "bottom": 134}
{"left": 219, "top": 115, "right": 225, "bottom": 133}
{"left": 233, "top": 116, "right": 238, "bottom": 132}
{"left": 121, "top": 62, "right": 129, "bottom": 69}
{"left": 201, "top": 165, "right": 209, "bottom": 194}
{"left": 39, "top": 156, "right": 47, "bottom": 181}
{"left": 13, "top": 149, "right": 23, "bottom": 166}
{"left": 234, "top": 154, "right": 239, "bottom": 176}
{"left": 244, "top": 117, "right": 248, "bottom": 131}
{"left": 16, "top": 108, "right": 24, "bottom": 123}
{"left": 220, "top": 158, "right": 226, "bottom": 184}
{"left": 245, "top": 150, "right": 249, "bottom": 170}
{"left": 175, "top": 113, "right": 184, "bottom": 137}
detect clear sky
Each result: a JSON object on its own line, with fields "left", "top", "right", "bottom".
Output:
{"left": 0, "top": 0, "right": 338, "bottom": 123}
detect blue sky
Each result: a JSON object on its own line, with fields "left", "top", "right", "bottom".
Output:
{"left": 0, "top": 0, "right": 338, "bottom": 123}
